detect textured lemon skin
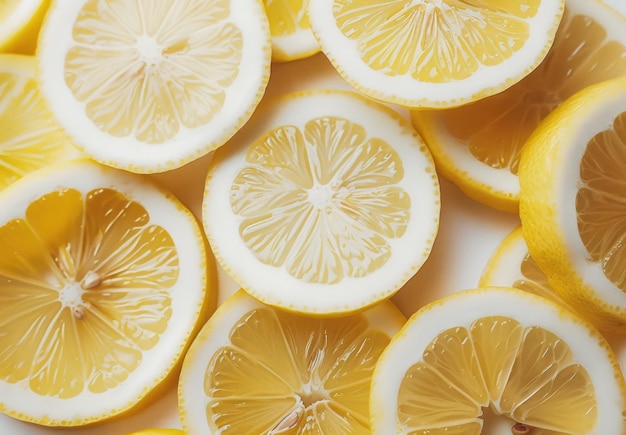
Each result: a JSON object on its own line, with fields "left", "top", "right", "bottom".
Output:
{"left": 519, "top": 78, "right": 626, "bottom": 333}
{"left": 411, "top": 111, "right": 519, "bottom": 213}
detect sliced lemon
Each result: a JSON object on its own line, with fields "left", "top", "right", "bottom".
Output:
{"left": 519, "top": 77, "right": 626, "bottom": 333}
{"left": 0, "top": 0, "right": 50, "bottom": 54}
{"left": 410, "top": 0, "right": 626, "bottom": 213}
{"left": 308, "top": 0, "right": 564, "bottom": 108}
{"left": 0, "top": 159, "right": 213, "bottom": 426}
{"left": 36, "top": 0, "right": 271, "bottom": 174}
{"left": 264, "top": 0, "right": 320, "bottom": 62}
{"left": 480, "top": 226, "right": 577, "bottom": 312}
{"left": 203, "top": 90, "right": 440, "bottom": 315}
{"left": 0, "top": 54, "right": 81, "bottom": 190}
{"left": 179, "top": 289, "right": 405, "bottom": 434}
{"left": 371, "top": 287, "right": 626, "bottom": 434}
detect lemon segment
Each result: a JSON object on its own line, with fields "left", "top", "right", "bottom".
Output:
{"left": 203, "top": 90, "right": 440, "bottom": 315}
{"left": 519, "top": 77, "right": 626, "bottom": 333}
{"left": 308, "top": 0, "right": 564, "bottom": 108}
{"left": 0, "top": 159, "right": 212, "bottom": 426}
{"left": 179, "top": 289, "right": 405, "bottom": 433}
{"left": 264, "top": 0, "right": 320, "bottom": 62}
{"left": 371, "top": 287, "right": 626, "bottom": 434}
{"left": 36, "top": 0, "right": 271, "bottom": 173}
{"left": 0, "top": 54, "right": 81, "bottom": 190}
{"left": 410, "top": 0, "right": 626, "bottom": 212}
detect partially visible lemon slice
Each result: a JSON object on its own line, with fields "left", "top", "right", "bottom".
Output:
{"left": 520, "top": 77, "right": 626, "bottom": 333}
{"left": 203, "top": 89, "right": 440, "bottom": 315}
{"left": 410, "top": 0, "right": 626, "bottom": 212}
{"left": 371, "top": 287, "right": 626, "bottom": 434}
{"left": 308, "top": 0, "right": 564, "bottom": 108}
{"left": 179, "top": 289, "right": 405, "bottom": 434}
{"left": 36, "top": 0, "right": 271, "bottom": 174}
{"left": 479, "top": 226, "right": 576, "bottom": 312}
{"left": 0, "top": 53, "right": 81, "bottom": 190}
{"left": 0, "top": 0, "right": 50, "bottom": 54}
{"left": 264, "top": 0, "right": 320, "bottom": 62}
{"left": 0, "top": 159, "right": 213, "bottom": 426}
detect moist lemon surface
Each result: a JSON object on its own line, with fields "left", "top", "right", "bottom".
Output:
{"left": 0, "top": 159, "right": 212, "bottom": 426}
{"left": 203, "top": 89, "right": 440, "bottom": 315}
{"left": 411, "top": 0, "right": 626, "bottom": 212}
{"left": 264, "top": 0, "right": 320, "bottom": 62}
{"left": 371, "top": 287, "right": 626, "bottom": 434}
{"left": 0, "top": 53, "right": 81, "bottom": 190}
{"left": 178, "top": 289, "right": 405, "bottom": 434}
{"left": 308, "top": 0, "right": 564, "bottom": 108}
{"left": 36, "top": 0, "right": 271, "bottom": 173}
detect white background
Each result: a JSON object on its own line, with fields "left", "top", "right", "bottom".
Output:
{"left": 2, "top": 0, "right": 625, "bottom": 433}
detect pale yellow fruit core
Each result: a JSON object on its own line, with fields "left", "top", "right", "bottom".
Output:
{"left": 333, "top": 0, "right": 537, "bottom": 83}
{"left": 265, "top": 0, "right": 311, "bottom": 37}
{"left": 64, "top": 0, "right": 242, "bottom": 143}
{"left": 0, "top": 188, "right": 178, "bottom": 398}
{"left": 398, "top": 316, "right": 596, "bottom": 434}
{"left": 204, "top": 307, "right": 391, "bottom": 433}
{"left": 229, "top": 116, "right": 411, "bottom": 284}
{"left": 0, "top": 72, "right": 71, "bottom": 190}
{"left": 439, "top": 8, "right": 626, "bottom": 174}
{"left": 577, "top": 111, "right": 626, "bottom": 291}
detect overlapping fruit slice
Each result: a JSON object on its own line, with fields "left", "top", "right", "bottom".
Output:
{"left": 203, "top": 90, "right": 440, "bottom": 315}
{"left": 179, "top": 290, "right": 405, "bottom": 433}
{"left": 0, "top": 159, "right": 212, "bottom": 426}
{"left": 37, "top": 0, "right": 271, "bottom": 173}
{"left": 371, "top": 287, "right": 626, "bottom": 434}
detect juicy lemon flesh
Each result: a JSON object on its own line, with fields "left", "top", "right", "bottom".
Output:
{"left": 229, "top": 116, "right": 410, "bottom": 285}
{"left": 514, "top": 253, "right": 566, "bottom": 306}
{"left": 434, "top": 8, "right": 626, "bottom": 175}
{"left": 0, "top": 70, "right": 75, "bottom": 190}
{"left": 0, "top": 187, "right": 178, "bottom": 398}
{"left": 397, "top": 316, "right": 596, "bottom": 434}
{"left": 577, "top": 111, "right": 626, "bottom": 291}
{"left": 64, "top": 0, "right": 243, "bottom": 144}
{"left": 333, "top": 0, "right": 537, "bottom": 83}
{"left": 265, "top": 0, "right": 311, "bottom": 37}
{"left": 204, "top": 307, "right": 391, "bottom": 433}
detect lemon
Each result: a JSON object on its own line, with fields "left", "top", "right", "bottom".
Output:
{"left": 371, "top": 287, "right": 626, "bottom": 434}
{"left": 0, "top": 0, "right": 50, "bottom": 54}
{"left": 480, "top": 226, "right": 577, "bottom": 312}
{"left": 519, "top": 77, "right": 626, "bottom": 333}
{"left": 178, "top": 289, "right": 405, "bottom": 434}
{"left": 0, "top": 53, "right": 81, "bottom": 190}
{"left": 264, "top": 0, "right": 320, "bottom": 62}
{"left": 36, "top": 0, "right": 271, "bottom": 174}
{"left": 410, "top": 0, "right": 626, "bottom": 213}
{"left": 308, "top": 0, "right": 564, "bottom": 109}
{"left": 0, "top": 159, "right": 213, "bottom": 426}
{"left": 203, "top": 89, "right": 440, "bottom": 315}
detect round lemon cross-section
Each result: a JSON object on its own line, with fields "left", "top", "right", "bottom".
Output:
{"left": 203, "top": 90, "right": 440, "bottom": 315}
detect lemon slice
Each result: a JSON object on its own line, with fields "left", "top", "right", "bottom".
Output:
{"left": 479, "top": 226, "right": 576, "bottom": 312}
{"left": 519, "top": 77, "right": 626, "bottom": 333}
{"left": 203, "top": 90, "right": 440, "bottom": 315}
{"left": 0, "top": 159, "right": 213, "bottom": 426}
{"left": 0, "top": 0, "right": 49, "bottom": 54}
{"left": 308, "top": 0, "right": 564, "bottom": 108}
{"left": 179, "top": 289, "right": 405, "bottom": 433}
{"left": 264, "top": 0, "right": 320, "bottom": 62}
{"left": 36, "top": 0, "right": 271, "bottom": 174}
{"left": 371, "top": 287, "right": 626, "bottom": 434}
{"left": 0, "top": 54, "right": 81, "bottom": 190}
{"left": 410, "top": 0, "right": 626, "bottom": 212}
